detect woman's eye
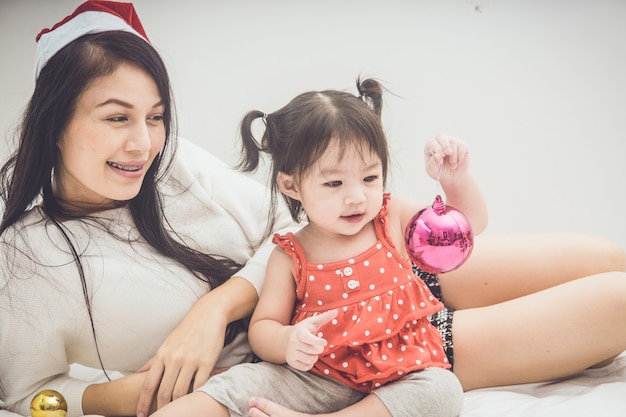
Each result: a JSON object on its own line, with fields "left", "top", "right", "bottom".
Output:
{"left": 148, "top": 114, "right": 164, "bottom": 122}
{"left": 107, "top": 116, "right": 128, "bottom": 123}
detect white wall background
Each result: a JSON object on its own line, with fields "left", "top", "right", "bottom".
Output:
{"left": 1, "top": 0, "right": 625, "bottom": 249}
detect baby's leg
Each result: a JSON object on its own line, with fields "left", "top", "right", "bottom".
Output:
{"left": 248, "top": 396, "right": 384, "bottom": 417}
{"left": 154, "top": 361, "right": 363, "bottom": 416}
{"left": 373, "top": 367, "right": 463, "bottom": 417}
{"left": 249, "top": 367, "right": 463, "bottom": 417}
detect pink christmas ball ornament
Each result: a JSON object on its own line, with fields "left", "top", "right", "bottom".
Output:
{"left": 404, "top": 195, "right": 474, "bottom": 274}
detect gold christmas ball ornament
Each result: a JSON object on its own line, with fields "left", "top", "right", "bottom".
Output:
{"left": 30, "top": 390, "right": 68, "bottom": 417}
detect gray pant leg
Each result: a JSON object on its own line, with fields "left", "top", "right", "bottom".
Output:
{"left": 197, "top": 362, "right": 366, "bottom": 417}
{"left": 373, "top": 368, "right": 464, "bottom": 417}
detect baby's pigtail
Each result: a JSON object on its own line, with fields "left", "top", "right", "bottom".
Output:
{"left": 238, "top": 110, "right": 266, "bottom": 172}
{"left": 356, "top": 77, "right": 383, "bottom": 117}
{"left": 238, "top": 109, "right": 280, "bottom": 244}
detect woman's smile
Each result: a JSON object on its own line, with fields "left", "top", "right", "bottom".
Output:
{"left": 106, "top": 160, "right": 147, "bottom": 178}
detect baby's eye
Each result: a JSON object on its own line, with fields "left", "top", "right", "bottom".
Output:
{"left": 364, "top": 175, "right": 379, "bottom": 183}
{"left": 324, "top": 180, "right": 342, "bottom": 187}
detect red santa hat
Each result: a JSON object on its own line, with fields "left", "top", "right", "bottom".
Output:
{"left": 34, "top": 1, "right": 150, "bottom": 79}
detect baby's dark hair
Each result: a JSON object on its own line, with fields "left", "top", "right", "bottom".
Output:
{"left": 238, "top": 77, "right": 390, "bottom": 234}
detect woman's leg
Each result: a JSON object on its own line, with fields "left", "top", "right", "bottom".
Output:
{"left": 441, "top": 233, "right": 626, "bottom": 309}
{"left": 451, "top": 271, "right": 626, "bottom": 391}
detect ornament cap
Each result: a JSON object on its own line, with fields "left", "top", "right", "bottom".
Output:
{"left": 432, "top": 194, "right": 446, "bottom": 214}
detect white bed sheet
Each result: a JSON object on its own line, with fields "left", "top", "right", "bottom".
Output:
{"left": 461, "top": 350, "right": 626, "bottom": 416}
{"left": 3, "top": 351, "right": 625, "bottom": 416}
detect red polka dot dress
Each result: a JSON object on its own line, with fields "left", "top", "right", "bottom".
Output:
{"left": 272, "top": 193, "right": 450, "bottom": 393}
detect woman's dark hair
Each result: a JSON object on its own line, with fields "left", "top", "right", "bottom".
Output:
{"left": 0, "top": 31, "right": 245, "bottom": 379}
{"left": 238, "top": 77, "right": 390, "bottom": 235}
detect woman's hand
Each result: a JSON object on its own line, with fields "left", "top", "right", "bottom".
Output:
{"left": 423, "top": 134, "right": 470, "bottom": 185}
{"left": 135, "top": 277, "right": 258, "bottom": 417}
{"left": 135, "top": 308, "right": 226, "bottom": 416}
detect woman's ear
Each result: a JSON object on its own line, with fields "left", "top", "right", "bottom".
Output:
{"left": 276, "top": 172, "right": 300, "bottom": 200}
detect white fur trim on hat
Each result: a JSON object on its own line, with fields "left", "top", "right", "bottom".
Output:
{"left": 35, "top": 7, "right": 148, "bottom": 79}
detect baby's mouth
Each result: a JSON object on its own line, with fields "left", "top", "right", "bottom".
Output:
{"left": 342, "top": 213, "right": 364, "bottom": 222}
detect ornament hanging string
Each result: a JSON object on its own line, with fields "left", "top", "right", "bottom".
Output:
{"left": 430, "top": 150, "right": 444, "bottom": 197}
{"left": 428, "top": 150, "right": 443, "bottom": 196}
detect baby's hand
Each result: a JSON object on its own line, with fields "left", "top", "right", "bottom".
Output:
{"left": 424, "top": 134, "right": 470, "bottom": 184}
{"left": 285, "top": 309, "right": 338, "bottom": 371}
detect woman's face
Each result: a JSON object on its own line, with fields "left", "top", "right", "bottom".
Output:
{"left": 54, "top": 63, "right": 166, "bottom": 210}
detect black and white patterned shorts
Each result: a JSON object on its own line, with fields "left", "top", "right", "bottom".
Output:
{"left": 414, "top": 266, "right": 455, "bottom": 370}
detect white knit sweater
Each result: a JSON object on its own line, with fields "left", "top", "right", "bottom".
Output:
{"left": 0, "top": 138, "right": 296, "bottom": 416}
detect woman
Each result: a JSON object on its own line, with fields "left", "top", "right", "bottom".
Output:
{"left": 0, "top": 2, "right": 295, "bottom": 416}
{"left": 2, "top": 2, "right": 625, "bottom": 417}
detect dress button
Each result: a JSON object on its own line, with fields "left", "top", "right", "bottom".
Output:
{"left": 347, "top": 279, "right": 360, "bottom": 290}
{"left": 343, "top": 267, "right": 353, "bottom": 276}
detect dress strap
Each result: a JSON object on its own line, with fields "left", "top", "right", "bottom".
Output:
{"left": 373, "top": 193, "right": 395, "bottom": 249}
{"left": 272, "top": 232, "right": 308, "bottom": 301}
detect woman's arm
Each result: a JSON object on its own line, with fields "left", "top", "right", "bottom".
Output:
{"left": 76, "top": 277, "right": 256, "bottom": 417}
{"left": 82, "top": 372, "right": 146, "bottom": 417}
{"left": 134, "top": 277, "right": 257, "bottom": 416}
